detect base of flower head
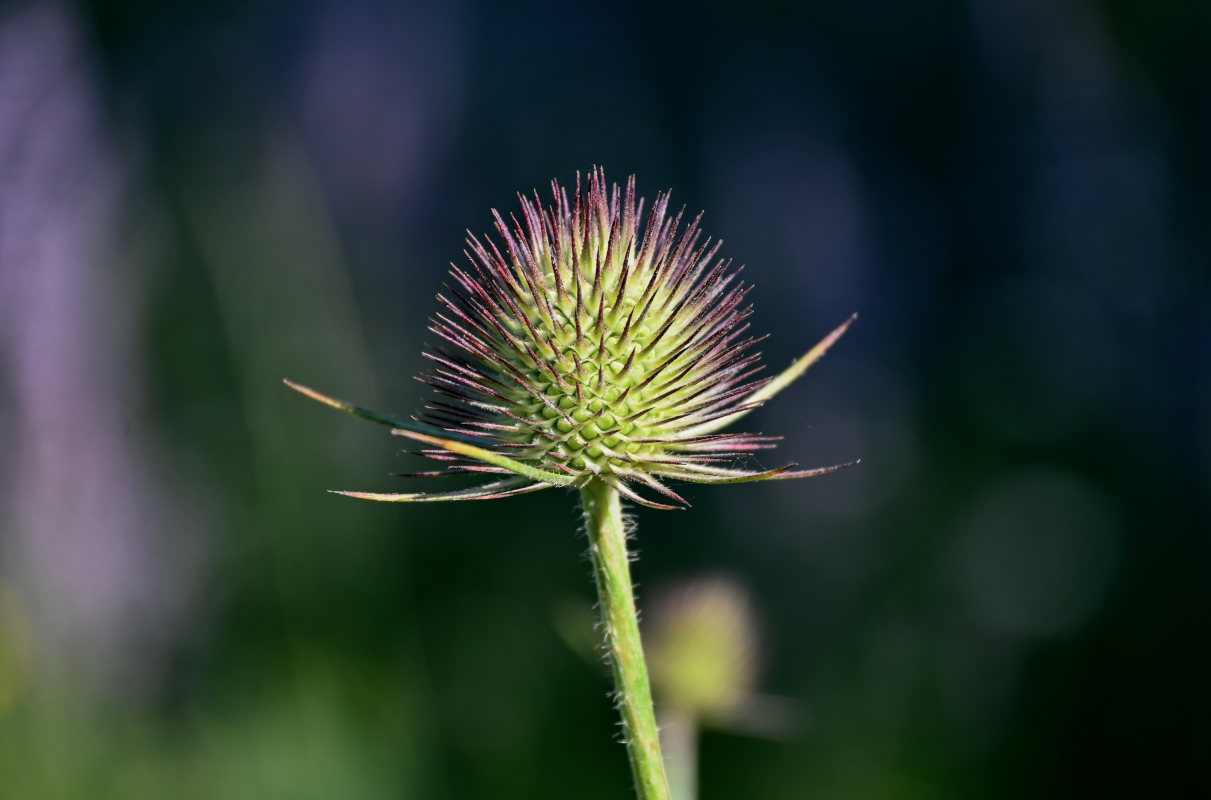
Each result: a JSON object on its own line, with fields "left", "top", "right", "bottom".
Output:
{"left": 285, "top": 317, "right": 858, "bottom": 510}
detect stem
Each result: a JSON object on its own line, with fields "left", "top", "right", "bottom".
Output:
{"left": 581, "top": 481, "right": 671, "bottom": 800}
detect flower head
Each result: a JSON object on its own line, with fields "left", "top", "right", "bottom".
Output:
{"left": 287, "top": 169, "right": 854, "bottom": 508}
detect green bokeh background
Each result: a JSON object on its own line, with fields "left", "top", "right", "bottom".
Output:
{"left": 0, "top": 0, "right": 1206, "bottom": 797}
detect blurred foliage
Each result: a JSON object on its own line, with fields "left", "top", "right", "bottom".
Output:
{"left": 0, "top": 0, "right": 1206, "bottom": 798}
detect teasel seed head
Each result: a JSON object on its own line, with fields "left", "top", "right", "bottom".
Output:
{"left": 286, "top": 168, "right": 856, "bottom": 508}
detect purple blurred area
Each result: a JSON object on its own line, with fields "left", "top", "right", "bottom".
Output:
{"left": 0, "top": 0, "right": 205, "bottom": 693}
{"left": 0, "top": 0, "right": 1206, "bottom": 797}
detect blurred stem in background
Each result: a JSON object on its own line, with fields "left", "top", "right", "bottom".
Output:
{"left": 659, "top": 708, "right": 698, "bottom": 800}
{"left": 581, "top": 482, "right": 672, "bottom": 800}
{"left": 178, "top": 133, "right": 446, "bottom": 797}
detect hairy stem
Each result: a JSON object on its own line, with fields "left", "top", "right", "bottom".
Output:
{"left": 582, "top": 481, "right": 671, "bottom": 800}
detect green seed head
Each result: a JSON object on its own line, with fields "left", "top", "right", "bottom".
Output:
{"left": 286, "top": 168, "right": 856, "bottom": 507}
{"left": 420, "top": 169, "right": 786, "bottom": 505}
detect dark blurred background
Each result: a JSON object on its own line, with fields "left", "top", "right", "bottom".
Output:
{"left": 0, "top": 0, "right": 1207, "bottom": 797}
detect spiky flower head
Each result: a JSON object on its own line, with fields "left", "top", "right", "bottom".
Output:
{"left": 287, "top": 169, "right": 854, "bottom": 508}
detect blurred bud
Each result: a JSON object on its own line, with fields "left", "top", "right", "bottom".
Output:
{"left": 644, "top": 576, "right": 758, "bottom": 722}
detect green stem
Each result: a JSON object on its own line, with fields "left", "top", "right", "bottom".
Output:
{"left": 581, "top": 481, "right": 672, "bottom": 800}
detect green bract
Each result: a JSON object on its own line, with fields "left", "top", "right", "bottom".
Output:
{"left": 287, "top": 168, "right": 855, "bottom": 507}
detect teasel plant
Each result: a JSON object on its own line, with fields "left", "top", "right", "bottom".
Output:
{"left": 286, "top": 168, "right": 855, "bottom": 800}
